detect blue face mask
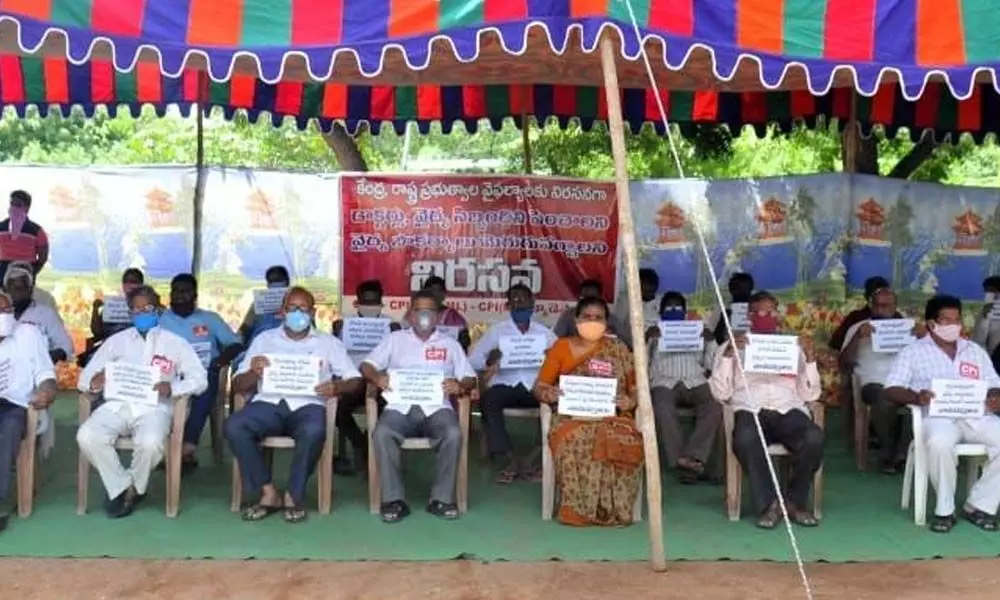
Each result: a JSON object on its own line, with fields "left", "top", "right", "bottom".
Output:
{"left": 661, "top": 306, "right": 685, "bottom": 322}
{"left": 284, "top": 309, "right": 312, "bottom": 333}
{"left": 414, "top": 310, "right": 437, "bottom": 333}
{"left": 511, "top": 307, "right": 533, "bottom": 325}
{"left": 133, "top": 312, "right": 159, "bottom": 334}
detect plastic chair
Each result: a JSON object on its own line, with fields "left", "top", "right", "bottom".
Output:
{"left": 539, "top": 403, "right": 644, "bottom": 522}
{"left": 723, "top": 401, "right": 825, "bottom": 522}
{"left": 207, "top": 364, "right": 231, "bottom": 466}
{"left": 76, "top": 393, "right": 190, "bottom": 518}
{"left": 229, "top": 393, "right": 337, "bottom": 514}
{"left": 852, "top": 373, "right": 869, "bottom": 471}
{"left": 14, "top": 406, "right": 41, "bottom": 517}
{"left": 900, "top": 405, "right": 986, "bottom": 526}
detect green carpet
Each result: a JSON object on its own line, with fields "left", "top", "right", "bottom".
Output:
{"left": 2, "top": 396, "right": 999, "bottom": 563}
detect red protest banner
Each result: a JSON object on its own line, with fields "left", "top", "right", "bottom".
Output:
{"left": 340, "top": 174, "right": 618, "bottom": 323}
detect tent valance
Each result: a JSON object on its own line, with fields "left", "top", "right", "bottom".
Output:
{"left": 2, "top": 1, "right": 998, "bottom": 100}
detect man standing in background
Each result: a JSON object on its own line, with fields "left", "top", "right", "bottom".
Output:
{"left": 0, "top": 191, "right": 48, "bottom": 274}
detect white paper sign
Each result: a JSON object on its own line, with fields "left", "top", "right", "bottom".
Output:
{"left": 499, "top": 334, "right": 547, "bottom": 369}
{"left": 437, "top": 325, "right": 460, "bottom": 340}
{"left": 191, "top": 341, "right": 212, "bottom": 368}
{"left": 558, "top": 375, "right": 618, "bottom": 418}
{"left": 0, "top": 358, "right": 13, "bottom": 396}
{"left": 105, "top": 361, "right": 161, "bottom": 406}
{"left": 871, "top": 319, "right": 916, "bottom": 353}
{"left": 260, "top": 354, "right": 322, "bottom": 397}
{"left": 729, "top": 303, "right": 749, "bottom": 331}
{"left": 342, "top": 317, "right": 391, "bottom": 353}
{"left": 929, "top": 378, "right": 987, "bottom": 419}
{"left": 744, "top": 334, "right": 799, "bottom": 375}
{"left": 253, "top": 288, "right": 288, "bottom": 315}
{"left": 657, "top": 320, "right": 705, "bottom": 353}
{"left": 101, "top": 296, "right": 131, "bottom": 324}
{"left": 385, "top": 369, "right": 445, "bottom": 410}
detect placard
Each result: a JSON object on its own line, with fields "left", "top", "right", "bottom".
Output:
{"left": 253, "top": 288, "right": 288, "bottom": 315}
{"left": 101, "top": 296, "right": 131, "bottom": 324}
{"left": 0, "top": 358, "right": 12, "bottom": 397}
{"left": 744, "top": 334, "right": 799, "bottom": 375}
{"left": 729, "top": 303, "right": 749, "bottom": 331}
{"left": 260, "top": 354, "right": 323, "bottom": 397}
{"left": 558, "top": 375, "right": 618, "bottom": 418}
{"left": 385, "top": 369, "right": 445, "bottom": 410}
{"left": 929, "top": 378, "right": 987, "bottom": 419}
{"left": 437, "top": 325, "right": 460, "bottom": 340}
{"left": 499, "top": 334, "right": 548, "bottom": 369}
{"left": 342, "top": 317, "right": 392, "bottom": 353}
{"left": 104, "top": 361, "right": 161, "bottom": 406}
{"left": 657, "top": 320, "right": 705, "bottom": 353}
{"left": 871, "top": 318, "right": 916, "bottom": 353}
{"left": 191, "top": 341, "right": 212, "bottom": 368}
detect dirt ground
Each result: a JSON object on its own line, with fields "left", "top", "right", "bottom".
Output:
{"left": 1, "top": 558, "right": 997, "bottom": 599}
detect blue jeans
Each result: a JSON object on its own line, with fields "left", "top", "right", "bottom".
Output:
{"left": 183, "top": 369, "right": 220, "bottom": 448}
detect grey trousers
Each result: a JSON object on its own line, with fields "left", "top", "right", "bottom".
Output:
{"left": 0, "top": 401, "right": 26, "bottom": 505}
{"left": 372, "top": 406, "right": 461, "bottom": 505}
{"left": 651, "top": 383, "right": 722, "bottom": 467}
{"left": 861, "top": 383, "right": 912, "bottom": 465}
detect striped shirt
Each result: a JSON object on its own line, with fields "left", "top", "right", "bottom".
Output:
{"left": 648, "top": 338, "right": 715, "bottom": 390}
{"left": 0, "top": 218, "right": 47, "bottom": 264}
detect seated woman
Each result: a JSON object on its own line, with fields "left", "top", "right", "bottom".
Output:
{"left": 533, "top": 296, "right": 644, "bottom": 526}
{"left": 78, "top": 268, "right": 144, "bottom": 368}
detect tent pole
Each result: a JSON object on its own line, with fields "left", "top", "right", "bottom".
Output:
{"left": 521, "top": 111, "right": 533, "bottom": 174}
{"left": 599, "top": 37, "right": 667, "bottom": 572}
{"left": 191, "top": 103, "right": 206, "bottom": 275}
{"left": 843, "top": 92, "right": 858, "bottom": 174}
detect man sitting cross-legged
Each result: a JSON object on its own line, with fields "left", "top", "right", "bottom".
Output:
{"left": 226, "top": 286, "right": 362, "bottom": 524}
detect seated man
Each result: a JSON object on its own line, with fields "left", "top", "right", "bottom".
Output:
{"left": 709, "top": 291, "right": 823, "bottom": 529}
{"left": 0, "top": 290, "right": 57, "bottom": 534}
{"left": 885, "top": 295, "right": 1000, "bottom": 533}
{"left": 76, "top": 285, "right": 207, "bottom": 518}
{"left": 553, "top": 279, "right": 629, "bottom": 346}
{"left": 828, "top": 276, "right": 896, "bottom": 351}
{"left": 709, "top": 272, "right": 755, "bottom": 346}
{"left": 421, "top": 275, "right": 471, "bottom": 352}
{"left": 468, "top": 283, "right": 556, "bottom": 483}
{"left": 226, "top": 286, "right": 362, "bottom": 524}
{"left": 973, "top": 275, "right": 1000, "bottom": 356}
{"left": 0, "top": 261, "right": 56, "bottom": 310}
{"left": 238, "top": 265, "right": 289, "bottom": 347}
{"left": 648, "top": 291, "right": 721, "bottom": 483}
{"left": 362, "top": 290, "right": 477, "bottom": 523}
{"left": 5, "top": 263, "right": 73, "bottom": 364}
{"left": 331, "top": 279, "right": 400, "bottom": 476}
{"left": 159, "top": 274, "right": 244, "bottom": 472}
{"left": 840, "top": 286, "right": 912, "bottom": 473}
{"left": 81, "top": 268, "right": 145, "bottom": 368}
{"left": 618, "top": 268, "right": 662, "bottom": 332}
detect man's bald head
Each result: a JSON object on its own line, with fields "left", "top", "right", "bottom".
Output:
{"left": 282, "top": 286, "right": 315, "bottom": 314}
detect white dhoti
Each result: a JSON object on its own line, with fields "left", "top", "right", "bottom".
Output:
{"left": 76, "top": 402, "right": 172, "bottom": 499}
{"left": 925, "top": 415, "right": 1000, "bottom": 517}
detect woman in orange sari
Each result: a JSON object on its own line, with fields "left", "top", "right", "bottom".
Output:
{"left": 534, "top": 297, "right": 644, "bottom": 526}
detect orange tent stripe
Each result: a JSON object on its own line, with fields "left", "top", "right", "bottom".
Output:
{"left": 388, "top": 0, "right": 439, "bottom": 39}
{"left": 738, "top": 0, "right": 784, "bottom": 54}
{"left": 916, "top": 0, "right": 965, "bottom": 66}
{"left": 570, "top": 0, "right": 608, "bottom": 17}
{"left": 188, "top": 0, "right": 244, "bottom": 46}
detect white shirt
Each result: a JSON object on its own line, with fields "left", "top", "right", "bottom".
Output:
{"left": 618, "top": 295, "right": 662, "bottom": 330}
{"left": 468, "top": 317, "right": 556, "bottom": 389}
{"left": 884, "top": 336, "right": 1000, "bottom": 424}
{"left": 237, "top": 327, "right": 361, "bottom": 412}
{"left": 19, "top": 300, "right": 73, "bottom": 358}
{"left": 32, "top": 288, "right": 57, "bottom": 310}
{"left": 363, "top": 328, "right": 476, "bottom": 416}
{"left": 0, "top": 323, "right": 56, "bottom": 408}
{"left": 709, "top": 341, "right": 821, "bottom": 414}
{"left": 648, "top": 337, "right": 716, "bottom": 390}
{"left": 78, "top": 326, "right": 209, "bottom": 418}
{"left": 843, "top": 320, "right": 899, "bottom": 387}
{"left": 972, "top": 313, "right": 1000, "bottom": 356}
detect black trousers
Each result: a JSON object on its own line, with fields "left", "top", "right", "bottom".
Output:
{"left": 861, "top": 383, "right": 912, "bottom": 465}
{"left": 0, "top": 400, "right": 26, "bottom": 505}
{"left": 482, "top": 384, "right": 538, "bottom": 458}
{"left": 732, "top": 409, "right": 824, "bottom": 514}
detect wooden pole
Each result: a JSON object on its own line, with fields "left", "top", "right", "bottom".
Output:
{"left": 191, "top": 103, "right": 206, "bottom": 276}
{"left": 599, "top": 37, "right": 667, "bottom": 572}
{"left": 521, "top": 111, "right": 533, "bottom": 174}
{"left": 843, "top": 92, "right": 858, "bottom": 174}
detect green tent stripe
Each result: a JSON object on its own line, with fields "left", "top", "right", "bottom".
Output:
{"left": 576, "top": 87, "right": 598, "bottom": 119}
{"left": 610, "top": 0, "right": 649, "bottom": 26}
{"left": 395, "top": 86, "right": 417, "bottom": 120}
{"left": 765, "top": 91, "right": 792, "bottom": 122}
{"left": 20, "top": 58, "right": 45, "bottom": 104}
{"left": 937, "top": 90, "right": 958, "bottom": 131}
{"left": 241, "top": 0, "right": 292, "bottom": 46}
{"left": 485, "top": 85, "right": 509, "bottom": 117}
{"left": 301, "top": 84, "right": 323, "bottom": 118}
{"left": 209, "top": 81, "right": 230, "bottom": 107}
{"left": 440, "top": 0, "right": 484, "bottom": 30}
{"left": 783, "top": 0, "right": 827, "bottom": 59}
{"left": 51, "top": 0, "right": 93, "bottom": 28}
{"left": 115, "top": 70, "right": 138, "bottom": 104}
{"left": 855, "top": 95, "right": 873, "bottom": 121}
{"left": 961, "top": 0, "right": 1000, "bottom": 62}
{"left": 669, "top": 91, "right": 694, "bottom": 121}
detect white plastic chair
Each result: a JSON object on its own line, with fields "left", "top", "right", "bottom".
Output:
{"left": 540, "top": 403, "right": 644, "bottom": 522}
{"left": 900, "top": 405, "right": 986, "bottom": 526}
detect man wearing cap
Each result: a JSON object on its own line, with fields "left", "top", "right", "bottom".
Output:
{"left": 4, "top": 263, "right": 72, "bottom": 364}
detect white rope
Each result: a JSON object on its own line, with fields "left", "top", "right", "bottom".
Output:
{"left": 616, "top": 3, "right": 815, "bottom": 598}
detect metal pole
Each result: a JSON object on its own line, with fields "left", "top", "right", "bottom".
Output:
{"left": 599, "top": 37, "right": 667, "bottom": 572}
{"left": 191, "top": 101, "right": 206, "bottom": 275}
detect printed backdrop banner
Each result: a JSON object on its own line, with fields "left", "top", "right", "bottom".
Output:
{"left": 340, "top": 175, "right": 619, "bottom": 323}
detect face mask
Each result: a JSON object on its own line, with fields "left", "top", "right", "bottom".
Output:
{"left": 268, "top": 281, "right": 288, "bottom": 290}
{"left": 0, "top": 313, "right": 15, "bottom": 337}
{"left": 133, "top": 312, "right": 159, "bottom": 334}
{"left": 357, "top": 305, "right": 382, "bottom": 319}
{"left": 511, "top": 307, "right": 533, "bottom": 325}
{"left": 986, "top": 293, "right": 996, "bottom": 303}
{"left": 749, "top": 312, "right": 779, "bottom": 334}
{"left": 661, "top": 307, "right": 685, "bottom": 322}
{"left": 8, "top": 205, "right": 26, "bottom": 236}
{"left": 284, "top": 310, "right": 312, "bottom": 333}
{"left": 932, "top": 322, "right": 962, "bottom": 343}
{"left": 413, "top": 310, "right": 436, "bottom": 333}
{"left": 577, "top": 321, "right": 607, "bottom": 342}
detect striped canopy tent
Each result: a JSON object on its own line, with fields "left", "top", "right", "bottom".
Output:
{"left": 0, "top": 1, "right": 998, "bottom": 139}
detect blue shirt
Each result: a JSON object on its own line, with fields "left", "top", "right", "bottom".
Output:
{"left": 159, "top": 308, "right": 240, "bottom": 368}
{"left": 247, "top": 313, "right": 282, "bottom": 346}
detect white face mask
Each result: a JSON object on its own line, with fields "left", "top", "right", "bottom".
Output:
{"left": 357, "top": 305, "right": 382, "bottom": 319}
{"left": 931, "top": 322, "right": 962, "bottom": 343}
{"left": 986, "top": 293, "right": 996, "bottom": 303}
{"left": 0, "top": 313, "right": 16, "bottom": 337}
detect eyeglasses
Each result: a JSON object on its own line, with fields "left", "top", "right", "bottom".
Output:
{"left": 130, "top": 305, "right": 158, "bottom": 315}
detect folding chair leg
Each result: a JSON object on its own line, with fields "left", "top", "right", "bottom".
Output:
{"left": 77, "top": 453, "right": 90, "bottom": 515}
{"left": 16, "top": 442, "right": 35, "bottom": 518}
{"left": 230, "top": 459, "right": 242, "bottom": 512}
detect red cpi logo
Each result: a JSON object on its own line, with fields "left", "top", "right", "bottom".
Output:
{"left": 150, "top": 355, "right": 174, "bottom": 376}
{"left": 959, "top": 362, "right": 981, "bottom": 380}
{"left": 425, "top": 347, "right": 447, "bottom": 362}
{"left": 193, "top": 325, "right": 209, "bottom": 337}
{"left": 587, "top": 359, "right": 613, "bottom": 377}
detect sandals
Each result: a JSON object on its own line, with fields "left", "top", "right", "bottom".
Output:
{"left": 930, "top": 514, "right": 957, "bottom": 533}
{"left": 787, "top": 505, "right": 819, "bottom": 528}
{"left": 495, "top": 465, "right": 518, "bottom": 485}
{"left": 284, "top": 505, "right": 308, "bottom": 524}
{"left": 380, "top": 500, "right": 411, "bottom": 524}
{"left": 756, "top": 503, "right": 781, "bottom": 529}
{"left": 963, "top": 508, "right": 998, "bottom": 532}
{"left": 427, "top": 500, "right": 460, "bottom": 520}
{"left": 676, "top": 457, "right": 705, "bottom": 485}
{"left": 241, "top": 502, "right": 282, "bottom": 522}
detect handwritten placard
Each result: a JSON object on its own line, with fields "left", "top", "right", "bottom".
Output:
{"left": 657, "top": 320, "right": 705, "bottom": 353}
{"left": 385, "top": 369, "right": 445, "bottom": 410}
{"left": 929, "top": 378, "right": 986, "bottom": 419}
{"left": 744, "top": 334, "right": 799, "bottom": 375}
{"left": 105, "top": 361, "right": 161, "bottom": 406}
{"left": 499, "top": 334, "right": 547, "bottom": 369}
{"left": 437, "top": 325, "right": 460, "bottom": 340}
{"left": 558, "top": 375, "right": 618, "bottom": 418}
{"left": 101, "top": 296, "right": 131, "bottom": 324}
{"left": 342, "top": 317, "right": 392, "bottom": 353}
{"left": 871, "top": 319, "right": 916, "bottom": 353}
{"left": 729, "top": 303, "right": 750, "bottom": 332}
{"left": 0, "top": 358, "right": 12, "bottom": 396}
{"left": 260, "top": 354, "right": 322, "bottom": 397}
{"left": 253, "top": 288, "right": 288, "bottom": 315}
{"left": 191, "top": 341, "right": 212, "bottom": 368}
